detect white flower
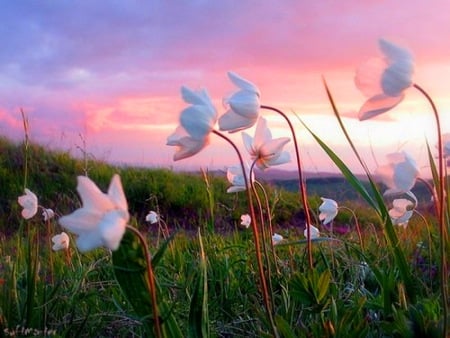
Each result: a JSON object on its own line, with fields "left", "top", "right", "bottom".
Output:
{"left": 319, "top": 198, "right": 338, "bottom": 225}
{"left": 303, "top": 224, "right": 320, "bottom": 239}
{"left": 58, "top": 174, "right": 129, "bottom": 252}
{"left": 42, "top": 208, "right": 55, "bottom": 221}
{"left": 389, "top": 198, "right": 414, "bottom": 228}
{"left": 51, "top": 232, "right": 70, "bottom": 251}
{"left": 219, "top": 71, "right": 260, "bottom": 133}
{"left": 18, "top": 188, "right": 38, "bottom": 219}
{"left": 242, "top": 117, "right": 291, "bottom": 170}
{"left": 166, "top": 126, "right": 210, "bottom": 161}
{"left": 355, "top": 38, "right": 414, "bottom": 120}
{"left": 145, "top": 211, "right": 159, "bottom": 224}
{"left": 240, "top": 214, "right": 251, "bottom": 228}
{"left": 376, "top": 151, "right": 420, "bottom": 196}
{"left": 272, "top": 233, "right": 283, "bottom": 245}
{"left": 226, "top": 164, "right": 253, "bottom": 193}
{"left": 167, "top": 86, "right": 217, "bottom": 161}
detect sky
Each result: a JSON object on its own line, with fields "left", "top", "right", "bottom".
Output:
{"left": 1, "top": 1, "right": 449, "bottom": 178}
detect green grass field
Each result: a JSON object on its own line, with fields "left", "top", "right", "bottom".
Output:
{"left": 0, "top": 137, "right": 447, "bottom": 337}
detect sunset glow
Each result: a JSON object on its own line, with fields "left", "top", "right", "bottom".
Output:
{"left": 1, "top": 1, "right": 449, "bottom": 177}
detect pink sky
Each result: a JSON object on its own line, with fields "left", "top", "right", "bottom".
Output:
{"left": 1, "top": 1, "right": 449, "bottom": 177}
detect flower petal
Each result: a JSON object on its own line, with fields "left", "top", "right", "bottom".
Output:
{"left": 77, "top": 176, "right": 114, "bottom": 213}
{"left": 219, "top": 109, "right": 256, "bottom": 133}
{"left": 99, "top": 210, "right": 127, "bottom": 251}
{"left": 354, "top": 57, "right": 386, "bottom": 97}
{"left": 172, "top": 136, "right": 208, "bottom": 161}
{"left": 59, "top": 208, "right": 102, "bottom": 235}
{"left": 180, "top": 105, "right": 214, "bottom": 140}
{"left": 108, "top": 174, "right": 128, "bottom": 212}
{"left": 358, "top": 94, "right": 404, "bottom": 121}
{"left": 228, "top": 71, "right": 260, "bottom": 94}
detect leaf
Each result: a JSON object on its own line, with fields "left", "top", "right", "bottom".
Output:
{"left": 188, "top": 228, "right": 209, "bottom": 338}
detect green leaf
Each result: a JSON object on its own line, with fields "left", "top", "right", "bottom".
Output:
{"left": 188, "top": 229, "right": 209, "bottom": 338}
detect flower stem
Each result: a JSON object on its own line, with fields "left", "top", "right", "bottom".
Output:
{"left": 413, "top": 83, "right": 448, "bottom": 338}
{"left": 261, "top": 105, "right": 314, "bottom": 269}
{"left": 213, "top": 130, "right": 278, "bottom": 337}
{"left": 126, "top": 225, "right": 162, "bottom": 338}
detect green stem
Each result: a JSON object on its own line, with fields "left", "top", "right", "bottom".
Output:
{"left": 261, "top": 105, "right": 314, "bottom": 269}
{"left": 413, "top": 83, "right": 448, "bottom": 338}
{"left": 126, "top": 225, "right": 162, "bottom": 338}
{"left": 213, "top": 130, "right": 278, "bottom": 337}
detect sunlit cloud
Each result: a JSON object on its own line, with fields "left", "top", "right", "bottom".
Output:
{"left": 0, "top": 1, "right": 449, "bottom": 174}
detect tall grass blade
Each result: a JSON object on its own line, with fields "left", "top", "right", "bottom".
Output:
{"left": 188, "top": 229, "right": 209, "bottom": 338}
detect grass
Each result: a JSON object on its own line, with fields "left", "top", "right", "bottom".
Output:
{"left": 0, "top": 136, "right": 447, "bottom": 337}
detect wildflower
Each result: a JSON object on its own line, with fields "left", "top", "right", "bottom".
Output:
{"left": 219, "top": 71, "right": 260, "bottom": 132}
{"left": 51, "top": 232, "right": 70, "bottom": 251}
{"left": 303, "top": 224, "right": 320, "bottom": 239}
{"left": 18, "top": 188, "right": 38, "bottom": 219}
{"left": 242, "top": 117, "right": 290, "bottom": 170}
{"left": 240, "top": 214, "right": 251, "bottom": 228}
{"left": 42, "top": 208, "right": 55, "bottom": 221}
{"left": 226, "top": 164, "right": 252, "bottom": 192}
{"left": 319, "top": 197, "right": 338, "bottom": 224}
{"left": 376, "top": 151, "right": 420, "bottom": 196}
{"left": 389, "top": 198, "right": 414, "bottom": 228}
{"left": 355, "top": 38, "right": 414, "bottom": 120}
{"left": 167, "top": 126, "right": 210, "bottom": 161}
{"left": 272, "top": 233, "right": 283, "bottom": 245}
{"left": 58, "top": 174, "right": 129, "bottom": 252}
{"left": 167, "top": 86, "right": 217, "bottom": 161}
{"left": 145, "top": 211, "right": 159, "bottom": 224}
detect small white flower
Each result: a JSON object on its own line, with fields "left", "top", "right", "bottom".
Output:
{"left": 355, "top": 38, "right": 414, "bottom": 120}
{"left": 219, "top": 71, "right": 260, "bottom": 133}
{"left": 389, "top": 198, "right": 414, "bottom": 228}
{"left": 51, "top": 232, "right": 70, "bottom": 251}
{"left": 240, "top": 214, "right": 251, "bottom": 228}
{"left": 18, "top": 188, "right": 38, "bottom": 219}
{"left": 272, "top": 233, "right": 283, "bottom": 245}
{"left": 226, "top": 164, "right": 253, "bottom": 193}
{"left": 42, "top": 208, "right": 55, "bottom": 221}
{"left": 303, "top": 224, "right": 320, "bottom": 239}
{"left": 167, "top": 86, "right": 217, "bottom": 161}
{"left": 376, "top": 151, "right": 420, "bottom": 196}
{"left": 242, "top": 117, "right": 291, "bottom": 170}
{"left": 58, "top": 174, "right": 129, "bottom": 252}
{"left": 318, "top": 198, "right": 338, "bottom": 225}
{"left": 145, "top": 211, "right": 159, "bottom": 224}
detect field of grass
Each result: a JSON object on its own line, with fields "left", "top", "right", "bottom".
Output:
{"left": 0, "top": 136, "right": 447, "bottom": 337}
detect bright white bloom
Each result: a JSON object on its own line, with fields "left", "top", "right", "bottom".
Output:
{"left": 355, "top": 38, "right": 414, "bottom": 120}
{"left": 51, "top": 232, "right": 70, "bottom": 251}
{"left": 219, "top": 71, "right": 260, "bottom": 132}
{"left": 272, "top": 233, "right": 283, "bottom": 245}
{"left": 145, "top": 211, "right": 159, "bottom": 224}
{"left": 389, "top": 198, "right": 414, "bottom": 228}
{"left": 18, "top": 188, "right": 38, "bottom": 219}
{"left": 319, "top": 198, "right": 338, "bottom": 225}
{"left": 240, "top": 214, "right": 251, "bottom": 228}
{"left": 376, "top": 151, "right": 420, "bottom": 196}
{"left": 42, "top": 208, "right": 55, "bottom": 221}
{"left": 58, "top": 174, "right": 129, "bottom": 252}
{"left": 242, "top": 117, "right": 291, "bottom": 170}
{"left": 303, "top": 224, "right": 320, "bottom": 239}
{"left": 167, "top": 86, "right": 217, "bottom": 161}
{"left": 226, "top": 164, "right": 253, "bottom": 193}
